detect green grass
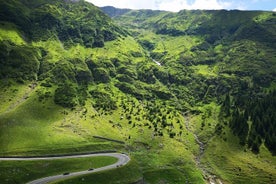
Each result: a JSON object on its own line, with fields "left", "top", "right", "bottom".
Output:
{"left": 0, "top": 156, "right": 117, "bottom": 184}
{"left": 144, "top": 167, "right": 203, "bottom": 184}
{"left": 33, "top": 38, "right": 67, "bottom": 63}
{"left": 90, "top": 36, "right": 145, "bottom": 63}
{"left": 191, "top": 65, "right": 217, "bottom": 78}
{"left": 0, "top": 81, "right": 32, "bottom": 114}
{"left": 0, "top": 82, "right": 206, "bottom": 183}
{"left": 0, "top": 84, "right": 125, "bottom": 156}
{"left": 191, "top": 102, "right": 221, "bottom": 142}
{"left": 1, "top": 5, "right": 275, "bottom": 184}
{"left": 0, "top": 22, "right": 25, "bottom": 45}
{"left": 201, "top": 128, "right": 276, "bottom": 184}
{"left": 0, "top": 88, "right": 63, "bottom": 154}
{"left": 147, "top": 34, "right": 201, "bottom": 63}
{"left": 0, "top": 81, "right": 204, "bottom": 182}
{"left": 185, "top": 101, "right": 276, "bottom": 184}
{"left": 54, "top": 159, "right": 142, "bottom": 184}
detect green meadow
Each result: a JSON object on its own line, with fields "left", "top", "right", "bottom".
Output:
{"left": 0, "top": 156, "right": 117, "bottom": 184}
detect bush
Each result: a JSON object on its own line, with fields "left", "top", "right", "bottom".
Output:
{"left": 92, "top": 68, "right": 110, "bottom": 83}
{"left": 89, "top": 89, "right": 117, "bottom": 111}
{"left": 0, "top": 41, "right": 40, "bottom": 81}
{"left": 138, "top": 39, "right": 155, "bottom": 50}
{"left": 54, "top": 83, "right": 78, "bottom": 108}
{"left": 75, "top": 69, "right": 93, "bottom": 84}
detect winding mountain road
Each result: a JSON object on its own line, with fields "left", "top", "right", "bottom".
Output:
{"left": 0, "top": 153, "right": 130, "bottom": 184}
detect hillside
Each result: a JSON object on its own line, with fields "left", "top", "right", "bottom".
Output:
{"left": 103, "top": 8, "right": 276, "bottom": 183}
{"left": 105, "top": 7, "right": 276, "bottom": 152}
{"left": 0, "top": 0, "right": 275, "bottom": 183}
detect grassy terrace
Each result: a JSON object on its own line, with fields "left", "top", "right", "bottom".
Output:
{"left": 54, "top": 159, "right": 142, "bottom": 184}
{"left": 0, "top": 156, "right": 118, "bottom": 184}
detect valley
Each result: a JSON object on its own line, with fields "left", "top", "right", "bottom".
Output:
{"left": 0, "top": 0, "right": 275, "bottom": 183}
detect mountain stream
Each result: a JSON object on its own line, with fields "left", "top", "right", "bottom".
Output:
{"left": 183, "top": 113, "right": 223, "bottom": 184}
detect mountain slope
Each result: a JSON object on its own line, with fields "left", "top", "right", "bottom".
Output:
{"left": 0, "top": 1, "right": 275, "bottom": 184}
{"left": 0, "top": 1, "right": 204, "bottom": 183}
{"left": 103, "top": 7, "right": 276, "bottom": 151}
{"left": 102, "top": 7, "right": 276, "bottom": 184}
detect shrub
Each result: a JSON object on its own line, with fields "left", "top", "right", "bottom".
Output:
{"left": 92, "top": 67, "right": 110, "bottom": 83}
{"left": 54, "top": 83, "right": 78, "bottom": 108}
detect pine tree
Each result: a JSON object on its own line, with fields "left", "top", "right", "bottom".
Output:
{"left": 251, "top": 135, "right": 262, "bottom": 154}
{"left": 221, "top": 93, "right": 231, "bottom": 116}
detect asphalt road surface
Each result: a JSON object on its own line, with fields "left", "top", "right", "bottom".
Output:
{"left": 0, "top": 153, "right": 130, "bottom": 184}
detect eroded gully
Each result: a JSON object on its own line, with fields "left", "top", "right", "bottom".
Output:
{"left": 183, "top": 113, "right": 223, "bottom": 184}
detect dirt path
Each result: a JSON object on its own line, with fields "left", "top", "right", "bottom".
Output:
{"left": 5, "top": 82, "right": 37, "bottom": 113}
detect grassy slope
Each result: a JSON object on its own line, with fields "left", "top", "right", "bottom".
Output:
{"left": 111, "top": 9, "right": 276, "bottom": 184}
{"left": 0, "top": 24, "right": 204, "bottom": 183}
{"left": 0, "top": 3, "right": 275, "bottom": 184}
{"left": 54, "top": 159, "right": 142, "bottom": 184}
{"left": 203, "top": 134, "right": 276, "bottom": 184}
{"left": 0, "top": 22, "right": 25, "bottom": 45}
{"left": 0, "top": 156, "right": 117, "bottom": 184}
{"left": 191, "top": 103, "right": 276, "bottom": 184}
